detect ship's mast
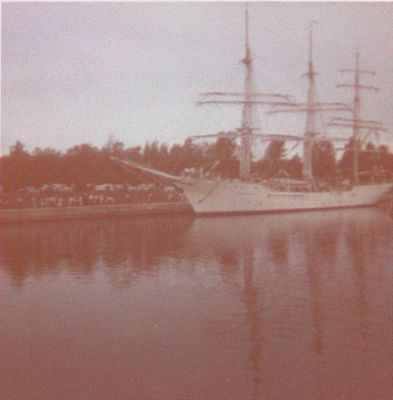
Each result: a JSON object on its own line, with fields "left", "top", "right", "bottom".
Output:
{"left": 352, "top": 52, "right": 361, "bottom": 183}
{"left": 303, "top": 27, "right": 317, "bottom": 181}
{"left": 239, "top": 3, "right": 253, "bottom": 180}
{"left": 267, "top": 25, "right": 352, "bottom": 181}
{"left": 194, "top": 4, "right": 297, "bottom": 180}
{"left": 335, "top": 51, "right": 379, "bottom": 183}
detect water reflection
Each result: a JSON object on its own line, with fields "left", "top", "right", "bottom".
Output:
{"left": 184, "top": 209, "right": 392, "bottom": 398}
{"left": 1, "top": 208, "right": 392, "bottom": 399}
{"left": 1, "top": 215, "right": 194, "bottom": 286}
{"left": 241, "top": 245, "right": 264, "bottom": 396}
{"left": 346, "top": 222, "right": 371, "bottom": 353}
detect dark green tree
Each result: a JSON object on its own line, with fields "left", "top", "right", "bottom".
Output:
{"left": 207, "top": 136, "right": 239, "bottom": 178}
{"left": 1, "top": 141, "right": 32, "bottom": 191}
{"left": 312, "top": 140, "right": 336, "bottom": 182}
{"left": 253, "top": 140, "right": 285, "bottom": 178}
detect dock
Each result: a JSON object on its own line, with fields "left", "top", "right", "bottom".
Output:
{"left": 1, "top": 202, "right": 193, "bottom": 224}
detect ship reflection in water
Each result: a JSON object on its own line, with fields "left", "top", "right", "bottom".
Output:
{"left": 1, "top": 209, "right": 392, "bottom": 400}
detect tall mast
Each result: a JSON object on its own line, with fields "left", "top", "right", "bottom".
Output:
{"left": 303, "top": 26, "right": 317, "bottom": 181}
{"left": 194, "top": 4, "right": 297, "bottom": 179}
{"left": 240, "top": 3, "right": 253, "bottom": 180}
{"left": 336, "top": 51, "right": 378, "bottom": 183}
{"left": 267, "top": 24, "right": 351, "bottom": 181}
{"left": 352, "top": 51, "right": 361, "bottom": 183}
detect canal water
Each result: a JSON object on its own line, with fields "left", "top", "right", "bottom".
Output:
{"left": 1, "top": 208, "right": 392, "bottom": 400}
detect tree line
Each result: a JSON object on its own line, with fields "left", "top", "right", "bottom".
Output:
{"left": 1, "top": 134, "right": 392, "bottom": 193}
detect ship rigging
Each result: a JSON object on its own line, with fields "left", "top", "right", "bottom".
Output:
{"left": 113, "top": 4, "right": 392, "bottom": 216}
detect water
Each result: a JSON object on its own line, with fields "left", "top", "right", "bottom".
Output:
{"left": 1, "top": 208, "right": 392, "bottom": 400}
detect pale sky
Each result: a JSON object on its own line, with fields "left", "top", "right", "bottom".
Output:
{"left": 2, "top": 1, "right": 393, "bottom": 155}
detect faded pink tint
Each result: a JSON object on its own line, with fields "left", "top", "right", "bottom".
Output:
{"left": 0, "top": 209, "right": 392, "bottom": 399}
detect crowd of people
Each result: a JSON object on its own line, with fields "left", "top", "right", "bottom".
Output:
{"left": 0, "top": 183, "right": 185, "bottom": 210}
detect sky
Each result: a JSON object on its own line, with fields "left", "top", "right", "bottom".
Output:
{"left": 2, "top": 1, "right": 393, "bottom": 155}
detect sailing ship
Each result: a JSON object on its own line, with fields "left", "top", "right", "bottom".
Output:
{"left": 114, "top": 5, "right": 392, "bottom": 216}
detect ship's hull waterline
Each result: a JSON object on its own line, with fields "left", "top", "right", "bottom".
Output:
{"left": 112, "top": 158, "right": 392, "bottom": 216}
{"left": 176, "top": 179, "right": 392, "bottom": 216}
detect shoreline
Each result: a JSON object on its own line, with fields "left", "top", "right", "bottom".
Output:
{"left": 1, "top": 193, "right": 391, "bottom": 224}
{"left": 1, "top": 202, "right": 193, "bottom": 224}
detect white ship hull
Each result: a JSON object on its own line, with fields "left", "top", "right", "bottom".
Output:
{"left": 177, "top": 178, "right": 392, "bottom": 216}
{"left": 113, "top": 158, "right": 392, "bottom": 216}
